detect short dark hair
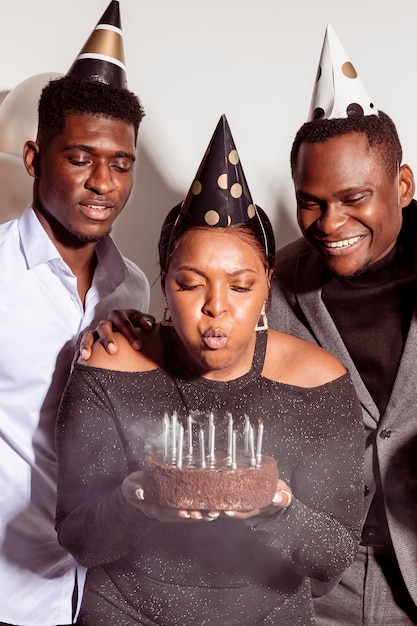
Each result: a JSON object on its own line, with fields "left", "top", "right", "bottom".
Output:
{"left": 290, "top": 111, "right": 402, "bottom": 179}
{"left": 36, "top": 76, "right": 145, "bottom": 148}
{"left": 158, "top": 205, "right": 276, "bottom": 287}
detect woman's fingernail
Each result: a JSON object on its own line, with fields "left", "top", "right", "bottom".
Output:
{"left": 273, "top": 493, "right": 283, "bottom": 505}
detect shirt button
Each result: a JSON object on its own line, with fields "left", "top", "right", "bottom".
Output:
{"left": 380, "top": 428, "right": 392, "bottom": 439}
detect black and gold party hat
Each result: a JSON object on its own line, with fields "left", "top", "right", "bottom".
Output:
{"left": 179, "top": 115, "right": 258, "bottom": 228}
{"left": 67, "top": 0, "right": 127, "bottom": 88}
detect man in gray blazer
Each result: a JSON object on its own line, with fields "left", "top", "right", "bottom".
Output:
{"left": 269, "top": 106, "right": 417, "bottom": 623}
{"left": 267, "top": 26, "right": 417, "bottom": 623}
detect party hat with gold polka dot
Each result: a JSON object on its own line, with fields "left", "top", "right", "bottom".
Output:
{"left": 178, "top": 115, "right": 261, "bottom": 230}
{"left": 307, "top": 24, "right": 377, "bottom": 121}
{"left": 67, "top": 0, "right": 127, "bottom": 88}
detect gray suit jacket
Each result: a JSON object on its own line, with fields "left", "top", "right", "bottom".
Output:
{"left": 270, "top": 235, "right": 417, "bottom": 604}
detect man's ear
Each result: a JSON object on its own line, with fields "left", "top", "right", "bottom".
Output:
{"left": 23, "top": 141, "right": 40, "bottom": 178}
{"left": 399, "top": 164, "right": 415, "bottom": 208}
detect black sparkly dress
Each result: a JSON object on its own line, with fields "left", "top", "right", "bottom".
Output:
{"left": 56, "top": 330, "right": 363, "bottom": 626}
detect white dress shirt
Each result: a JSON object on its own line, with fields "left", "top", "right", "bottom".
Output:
{"left": 0, "top": 208, "right": 150, "bottom": 626}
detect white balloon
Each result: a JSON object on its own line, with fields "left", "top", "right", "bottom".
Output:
{"left": 0, "top": 72, "right": 62, "bottom": 157}
{"left": 0, "top": 91, "right": 9, "bottom": 106}
{"left": 0, "top": 152, "right": 32, "bottom": 223}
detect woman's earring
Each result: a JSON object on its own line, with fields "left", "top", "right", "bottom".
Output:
{"left": 255, "top": 302, "right": 268, "bottom": 331}
{"left": 161, "top": 301, "right": 174, "bottom": 327}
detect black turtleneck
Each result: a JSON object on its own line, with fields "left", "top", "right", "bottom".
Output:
{"left": 322, "top": 205, "right": 417, "bottom": 416}
{"left": 322, "top": 204, "right": 417, "bottom": 545}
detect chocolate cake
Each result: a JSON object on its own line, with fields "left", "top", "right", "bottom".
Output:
{"left": 143, "top": 449, "right": 279, "bottom": 511}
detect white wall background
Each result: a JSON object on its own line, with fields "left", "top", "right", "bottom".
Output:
{"left": 1, "top": 0, "right": 416, "bottom": 317}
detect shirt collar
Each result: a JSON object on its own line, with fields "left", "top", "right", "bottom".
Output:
{"left": 19, "top": 207, "right": 127, "bottom": 290}
{"left": 19, "top": 207, "right": 61, "bottom": 269}
{"left": 94, "top": 234, "right": 127, "bottom": 291}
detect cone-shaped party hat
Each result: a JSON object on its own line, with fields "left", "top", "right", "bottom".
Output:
{"left": 67, "top": 0, "right": 127, "bottom": 88}
{"left": 179, "top": 115, "right": 258, "bottom": 228}
{"left": 307, "top": 24, "right": 377, "bottom": 121}
{"left": 171, "top": 115, "right": 271, "bottom": 257}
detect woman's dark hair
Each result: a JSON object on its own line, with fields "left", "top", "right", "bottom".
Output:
{"left": 36, "top": 75, "right": 145, "bottom": 149}
{"left": 158, "top": 204, "right": 276, "bottom": 287}
{"left": 290, "top": 110, "right": 402, "bottom": 180}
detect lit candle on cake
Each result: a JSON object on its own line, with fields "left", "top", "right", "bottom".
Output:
{"left": 256, "top": 418, "right": 264, "bottom": 467}
{"left": 243, "top": 414, "right": 250, "bottom": 456}
{"left": 208, "top": 413, "right": 215, "bottom": 465}
{"left": 171, "top": 412, "right": 177, "bottom": 465}
{"left": 187, "top": 414, "right": 193, "bottom": 457}
{"left": 199, "top": 428, "right": 206, "bottom": 469}
{"left": 249, "top": 424, "right": 256, "bottom": 467}
{"left": 227, "top": 413, "right": 233, "bottom": 466}
{"left": 177, "top": 423, "right": 184, "bottom": 469}
{"left": 163, "top": 413, "right": 169, "bottom": 461}
{"left": 231, "top": 430, "right": 237, "bottom": 469}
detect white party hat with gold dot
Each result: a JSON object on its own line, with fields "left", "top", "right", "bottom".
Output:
{"left": 307, "top": 24, "right": 377, "bottom": 121}
{"left": 67, "top": 0, "right": 127, "bottom": 88}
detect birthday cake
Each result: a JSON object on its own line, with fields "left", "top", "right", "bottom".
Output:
{"left": 143, "top": 449, "right": 278, "bottom": 511}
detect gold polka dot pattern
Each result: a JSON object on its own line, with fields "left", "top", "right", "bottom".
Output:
{"left": 178, "top": 115, "right": 261, "bottom": 230}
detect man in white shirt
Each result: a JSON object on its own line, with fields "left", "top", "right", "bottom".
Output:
{"left": 0, "top": 2, "right": 151, "bottom": 624}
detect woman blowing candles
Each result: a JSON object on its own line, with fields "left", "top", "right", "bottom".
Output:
{"left": 55, "top": 116, "right": 363, "bottom": 626}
